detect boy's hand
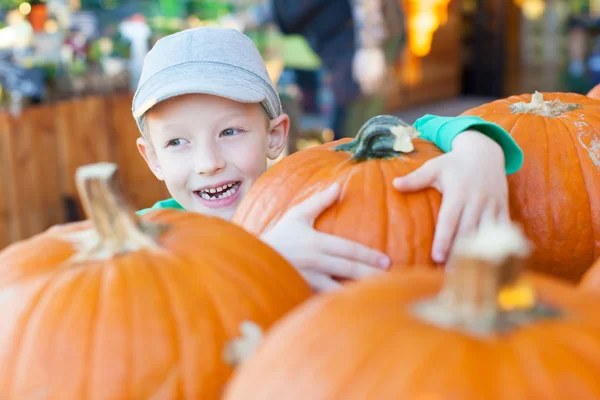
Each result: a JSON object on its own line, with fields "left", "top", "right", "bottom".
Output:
{"left": 393, "top": 130, "right": 509, "bottom": 264}
{"left": 352, "top": 47, "right": 387, "bottom": 96}
{"left": 260, "top": 184, "right": 391, "bottom": 292}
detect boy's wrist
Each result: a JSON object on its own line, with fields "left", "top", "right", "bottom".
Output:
{"left": 451, "top": 129, "right": 502, "bottom": 152}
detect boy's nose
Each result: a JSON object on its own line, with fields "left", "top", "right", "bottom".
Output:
{"left": 194, "top": 150, "right": 226, "bottom": 176}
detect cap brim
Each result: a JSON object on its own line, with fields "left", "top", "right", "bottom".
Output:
{"left": 133, "top": 62, "right": 274, "bottom": 129}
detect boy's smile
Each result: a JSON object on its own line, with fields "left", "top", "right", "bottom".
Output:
{"left": 194, "top": 180, "right": 242, "bottom": 209}
{"left": 137, "top": 93, "right": 289, "bottom": 221}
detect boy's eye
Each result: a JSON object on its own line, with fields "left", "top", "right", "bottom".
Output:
{"left": 220, "top": 128, "right": 241, "bottom": 137}
{"left": 166, "top": 138, "right": 188, "bottom": 147}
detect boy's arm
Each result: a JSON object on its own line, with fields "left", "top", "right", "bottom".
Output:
{"left": 349, "top": 0, "right": 388, "bottom": 49}
{"left": 413, "top": 114, "right": 524, "bottom": 174}
{"left": 348, "top": 0, "right": 388, "bottom": 95}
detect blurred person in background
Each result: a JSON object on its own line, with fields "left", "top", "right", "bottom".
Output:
{"left": 222, "top": 0, "right": 405, "bottom": 139}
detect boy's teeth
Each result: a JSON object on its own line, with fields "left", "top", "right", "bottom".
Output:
{"left": 198, "top": 182, "right": 239, "bottom": 200}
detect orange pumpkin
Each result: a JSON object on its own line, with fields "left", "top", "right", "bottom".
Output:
{"left": 588, "top": 83, "right": 600, "bottom": 99}
{"left": 580, "top": 258, "right": 600, "bottom": 294}
{"left": 234, "top": 115, "right": 444, "bottom": 268}
{"left": 224, "top": 221, "right": 600, "bottom": 400}
{"left": 0, "top": 163, "right": 312, "bottom": 399}
{"left": 461, "top": 91, "right": 600, "bottom": 282}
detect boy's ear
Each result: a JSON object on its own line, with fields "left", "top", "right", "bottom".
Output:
{"left": 266, "top": 113, "right": 290, "bottom": 160}
{"left": 137, "top": 137, "right": 165, "bottom": 181}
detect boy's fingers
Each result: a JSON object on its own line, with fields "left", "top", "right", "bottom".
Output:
{"left": 286, "top": 183, "right": 341, "bottom": 223}
{"left": 432, "top": 195, "right": 464, "bottom": 263}
{"left": 456, "top": 199, "right": 483, "bottom": 239}
{"left": 318, "top": 233, "right": 390, "bottom": 269}
{"left": 308, "top": 255, "right": 385, "bottom": 280}
{"left": 300, "top": 271, "right": 343, "bottom": 292}
{"left": 393, "top": 160, "right": 440, "bottom": 192}
{"left": 479, "top": 201, "right": 499, "bottom": 226}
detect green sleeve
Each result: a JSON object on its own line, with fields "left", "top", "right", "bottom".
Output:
{"left": 136, "top": 198, "right": 185, "bottom": 215}
{"left": 413, "top": 114, "right": 524, "bottom": 175}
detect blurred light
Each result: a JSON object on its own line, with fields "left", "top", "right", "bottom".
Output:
{"left": 522, "top": 0, "right": 545, "bottom": 20}
{"left": 322, "top": 128, "right": 334, "bottom": 143}
{"left": 19, "top": 2, "right": 32, "bottom": 16}
{"left": 98, "top": 37, "right": 113, "bottom": 54}
{"left": 463, "top": 0, "right": 477, "bottom": 13}
{"left": 69, "top": 0, "right": 81, "bottom": 10}
{"left": 44, "top": 19, "right": 58, "bottom": 33}
{"left": 514, "top": 0, "right": 546, "bottom": 21}
{"left": 404, "top": 0, "right": 451, "bottom": 58}
{"left": 400, "top": 48, "right": 423, "bottom": 86}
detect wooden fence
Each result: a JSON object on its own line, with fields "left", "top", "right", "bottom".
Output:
{"left": 0, "top": 93, "right": 170, "bottom": 250}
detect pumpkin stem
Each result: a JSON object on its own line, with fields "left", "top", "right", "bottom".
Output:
{"left": 510, "top": 91, "right": 580, "bottom": 117}
{"left": 68, "top": 162, "right": 164, "bottom": 262}
{"left": 223, "top": 321, "right": 264, "bottom": 367}
{"left": 334, "top": 115, "right": 420, "bottom": 162}
{"left": 412, "top": 220, "right": 561, "bottom": 335}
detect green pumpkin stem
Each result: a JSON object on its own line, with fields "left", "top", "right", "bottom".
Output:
{"left": 335, "top": 115, "right": 420, "bottom": 162}
{"left": 69, "top": 162, "right": 165, "bottom": 262}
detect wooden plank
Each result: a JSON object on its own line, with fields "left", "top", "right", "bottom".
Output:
{"left": 0, "top": 113, "right": 16, "bottom": 249}
{"left": 56, "top": 96, "right": 113, "bottom": 205}
{"left": 108, "top": 93, "right": 170, "bottom": 210}
{"left": 2, "top": 106, "right": 64, "bottom": 241}
{"left": 28, "top": 105, "right": 64, "bottom": 231}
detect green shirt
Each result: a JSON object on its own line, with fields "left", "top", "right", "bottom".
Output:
{"left": 137, "top": 114, "right": 524, "bottom": 214}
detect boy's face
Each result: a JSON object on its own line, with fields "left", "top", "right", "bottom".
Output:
{"left": 137, "top": 94, "right": 289, "bottom": 220}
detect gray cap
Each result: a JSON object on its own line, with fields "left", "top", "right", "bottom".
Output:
{"left": 132, "top": 27, "right": 282, "bottom": 133}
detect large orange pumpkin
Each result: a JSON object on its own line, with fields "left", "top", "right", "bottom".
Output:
{"left": 580, "top": 258, "right": 600, "bottom": 294}
{"left": 461, "top": 91, "right": 600, "bottom": 282}
{"left": 224, "top": 221, "right": 600, "bottom": 400}
{"left": 234, "top": 115, "right": 444, "bottom": 268}
{"left": 587, "top": 83, "right": 600, "bottom": 99}
{"left": 0, "top": 163, "right": 312, "bottom": 399}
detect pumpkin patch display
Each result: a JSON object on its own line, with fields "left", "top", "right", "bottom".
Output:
{"left": 461, "top": 91, "right": 600, "bottom": 282}
{"left": 234, "top": 115, "right": 444, "bottom": 268}
{"left": 224, "top": 221, "right": 600, "bottom": 400}
{"left": 0, "top": 163, "right": 312, "bottom": 399}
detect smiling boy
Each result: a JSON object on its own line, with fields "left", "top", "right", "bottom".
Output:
{"left": 132, "top": 27, "right": 523, "bottom": 291}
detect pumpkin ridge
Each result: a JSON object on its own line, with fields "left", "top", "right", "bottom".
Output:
{"left": 200, "top": 238, "right": 279, "bottom": 320}
{"left": 81, "top": 264, "right": 104, "bottom": 400}
{"left": 144, "top": 255, "right": 184, "bottom": 397}
{"left": 515, "top": 326, "right": 597, "bottom": 397}
{"left": 508, "top": 109, "right": 554, "bottom": 265}
{"left": 378, "top": 163, "right": 391, "bottom": 262}
{"left": 120, "top": 257, "right": 133, "bottom": 399}
{"left": 5, "top": 272, "right": 66, "bottom": 398}
{"left": 392, "top": 326, "right": 452, "bottom": 396}
{"left": 397, "top": 159, "right": 418, "bottom": 266}
{"left": 547, "top": 324, "right": 600, "bottom": 370}
{"left": 555, "top": 114, "right": 596, "bottom": 265}
{"left": 568, "top": 112, "right": 600, "bottom": 263}
{"left": 281, "top": 155, "right": 341, "bottom": 226}
{"left": 328, "top": 320, "right": 407, "bottom": 399}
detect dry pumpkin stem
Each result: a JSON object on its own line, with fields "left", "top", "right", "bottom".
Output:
{"left": 412, "top": 221, "right": 561, "bottom": 335}
{"left": 510, "top": 91, "right": 581, "bottom": 117}
{"left": 335, "top": 115, "right": 420, "bottom": 161}
{"left": 69, "top": 162, "right": 167, "bottom": 262}
{"left": 222, "top": 321, "right": 264, "bottom": 367}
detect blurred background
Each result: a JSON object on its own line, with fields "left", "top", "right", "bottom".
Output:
{"left": 1, "top": 0, "right": 599, "bottom": 247}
